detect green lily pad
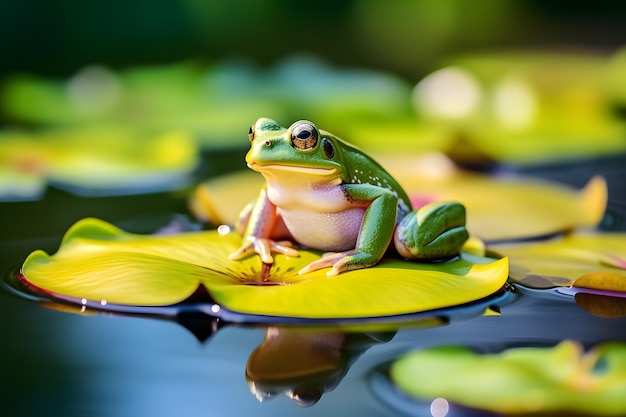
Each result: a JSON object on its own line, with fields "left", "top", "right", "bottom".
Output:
{"left": 493, "top": 233, "right": 626, "bottom": 289}
{"left": 1, "top": 58, "right": 412, "bottom": 150}
{"left": 20, "top": 218, "right": 508, "bottom": 320}
{"left": 390, "top": 340, "right": 626, "bottom": 416}
{"left": 0, "top": 165, "right": 46, "bottom": 201}
{"left": 0, "top": 125, "right": 198, "bottom": 198}
{"left": 415, "top": 52, "right": 626, "bottom": 164}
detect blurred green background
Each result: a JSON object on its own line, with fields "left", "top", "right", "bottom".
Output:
{"left": 2, "top": 0, "right": 626, "bottom": 79}
{"left": 2, "top": 0, "right": 626, "bottom": 201}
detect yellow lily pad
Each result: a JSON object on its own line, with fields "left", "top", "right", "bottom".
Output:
{"left": 189, "top": 170, "right": 263, "bottom": 225}
{"left": 385, "top": 156, "right": 607, "bottom": 241}
{"left": 189, "top": 156, "right": 607, "bottom": 242}
{"left": 574, "top": 272, "right": 626, "bottom": 293}
{"left": 20, "top": 218, "right": 508, "bottom": 320}
{"left": 390, "top": 340, "right": 626, "bottom": 415}
{"left": 493, "top": 233, "right": 626, "bottom": 288}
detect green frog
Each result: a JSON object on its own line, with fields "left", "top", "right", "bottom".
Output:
{"left": 229, "top": 118, "right": 469, "bottom": 276}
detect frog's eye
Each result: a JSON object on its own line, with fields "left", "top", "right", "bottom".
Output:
{"left": 248, "top": 124, "right": 255, "bottom": 142}
{"left": 290, "top": 121, "right": 318, "bottom": 151}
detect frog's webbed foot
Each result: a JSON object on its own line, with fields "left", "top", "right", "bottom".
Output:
{"left": 298, "top": 250, "right": 380, "bottom": 276}
{"left": 229, "top": 237, "right": 299, "bottom": 265}
{"left": 394, "top": 201, "right": 469, "bottom": 260}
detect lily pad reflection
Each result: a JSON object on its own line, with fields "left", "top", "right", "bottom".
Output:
{"left": 20, "top": 218, "right": 508, "bottom": 322}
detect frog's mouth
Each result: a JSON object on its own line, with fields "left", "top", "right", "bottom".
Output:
{"left": 248, "top": 162, "right": 338, "bottom": 176}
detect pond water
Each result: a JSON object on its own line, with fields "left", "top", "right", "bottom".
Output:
{"left": 1, "top": 151, "right": 626, "bottom": 417}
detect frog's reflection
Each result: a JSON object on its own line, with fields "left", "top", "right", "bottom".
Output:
{"left": 36, "top": 300, "right": 397, "bottom": 407}
{"left": 245, "top": 326, "right": 394, "bottom": 407}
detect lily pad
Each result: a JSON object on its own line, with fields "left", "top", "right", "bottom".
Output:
{"left": 386, "top": 158, "right": 607, "bottom": 242}
{"left": 189, "top": 157, "right": 607, "bottom": 242}
{"left": 390, "top": 340, "right": 626, "bottom": 415}
{"left": 1, "top": 58, "right": 412, "bottom": 150}
{"left": 0, "top": 165, "right": 46, "bottom": 201}
{"left": 574, "top": 272, "right": 626, "bottom": 293}
{"left": 415, "top": 52, "right": 626, "bottom": 164}
{"left": 494, "top": 232, "right": 626, "bottom": 289}
{"left": 0, "top": 126, "right": 198, "bottom": 199}
{"left": 20, "top": 218, "right": 508, "bottom": 321}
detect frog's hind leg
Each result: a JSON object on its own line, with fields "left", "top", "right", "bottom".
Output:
{"left": 393, "top": 201, "right": 469, "bottom": 260}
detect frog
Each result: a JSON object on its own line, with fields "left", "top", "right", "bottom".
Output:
{"left": 229, "top": 118, "right": 469, "bottom": 276}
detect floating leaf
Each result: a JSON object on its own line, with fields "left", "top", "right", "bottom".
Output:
{"left": 190, "top": 157, "right": 607, "bottom": 242}
{"left": 0, "top": 126, "right": 198, "bottom": 199}
{"left": 1, "top": 58, "right": 412, "bottom": 150}
{"left": 20, "top": 218, "right": 508, "bottom": 320}
{"left": 0, "top": 165, "right": 45, "bottom": 201}
{"left": 494, "top": 233, "right": 626, "bottom": 288}
{"left": 189, "top": 170, "right": 263, "bottom": 225}
{"left": 388, "top": 160, "right": 607, "bottom": 241}
{"left": 565, "top": 271, "right": 626, "bottom": 317}
{"left": 390, "top": 340, "right": 626, "bottom": 415}
{"left": 416, "top": 52, "right": 626, "bottom": 163}
{"left": 574, "top": 272, "right": 626, "bottom": 293}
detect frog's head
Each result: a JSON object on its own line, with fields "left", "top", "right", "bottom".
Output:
{"left": 245, "top": 118, "right": 345, "bottom": 179}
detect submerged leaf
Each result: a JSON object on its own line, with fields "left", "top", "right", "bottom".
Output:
{"left": 20, "top": 218, "right": 508, "bottom": 320}
{"left": 390, "top": 340, "right": 626, "bottom": 415}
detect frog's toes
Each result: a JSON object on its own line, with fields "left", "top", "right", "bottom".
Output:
{"left": 299, "top": 250, "right": 379, "bottom": 276}
{"left": 394, "top": 201, "right": 469, "bottom": 260}
{"left": 298, "top": 255, "right": 338, "bottom": 276}
{"left": 229, "top": 237, "right": 299, "bottom": 264}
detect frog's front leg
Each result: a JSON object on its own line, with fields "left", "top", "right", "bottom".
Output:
{"left": 229, "top": 187, "right": 299, "bottom": 264}
{"left": 393, "top": 201, "right": 469, "bottom": 260}
{"left": 299, "top": 184, "right": 397, "bottom": 276}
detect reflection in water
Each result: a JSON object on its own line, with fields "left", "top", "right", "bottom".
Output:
{"left": 37, "top": 301, "right": 401, "bottom": 408}
{"left": 3, "top": 266, "right": 514, "bottom": 411}
{"left": 429, "top": 397, "right": 450, "bottom": 417}
{"left": 246, "top": 327, "right": 395, "bottom": 407}
{"left": 16, "top": 289, "right": 399, "bottom": 408}
{"left": 575, "top": 292, "right": 626, "bottom": 317}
